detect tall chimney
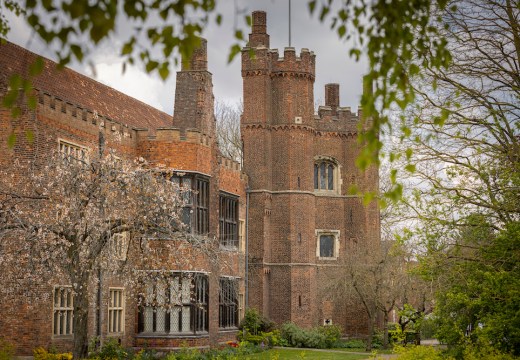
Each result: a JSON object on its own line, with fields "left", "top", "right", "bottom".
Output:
{"left": 325, "top": 83, "right": 340, "bottom": 114}
{"left": 249, "top": 11, "right": 270, "bottom": 48}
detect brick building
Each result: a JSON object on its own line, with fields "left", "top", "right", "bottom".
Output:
{"left": 242, "top": 11, "right": 380, "bottom": 334}
{"left": 0, "top": 10, "right": 379, "bottom": 355}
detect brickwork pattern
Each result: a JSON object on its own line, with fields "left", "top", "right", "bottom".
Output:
{"left": 241, "top": 11, "right": 380, "bottom": 334}
{"left": 0, "top": 39, "right": 246, "bottom": 355}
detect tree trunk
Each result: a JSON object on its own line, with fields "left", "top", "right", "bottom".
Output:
{"left": 365, "top": 315, "right": 376, "bottom": 351}
{"left": 72, "top": 280, "right": 90, "bottom": 359}
{"left": 383, "top": 311, "right": 389, "bottom": 349}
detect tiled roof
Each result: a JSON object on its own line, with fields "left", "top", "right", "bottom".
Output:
{"left": 0, "top": 41, "right": 173, "bottom": 129}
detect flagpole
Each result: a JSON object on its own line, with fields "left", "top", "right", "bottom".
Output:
{"left": 289, "top": 0, "right": 292, "bottom": 46}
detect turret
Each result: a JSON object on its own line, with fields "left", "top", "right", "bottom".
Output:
{"left": 242, "top": 12, "right": 316, "bottom": 126}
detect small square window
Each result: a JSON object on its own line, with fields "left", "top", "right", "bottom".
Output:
{"left": 59, "top": 140, "right": 88, "bottom": 165}
{"left": 320, "top": 235, "right": 334, "bottom": 258}
{"left": 316, "top": 230, "right": 340, "bottom": 260}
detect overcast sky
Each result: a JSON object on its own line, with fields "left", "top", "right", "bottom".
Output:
{"left": 6, "top": 0, "right": 367, "bottom": 116}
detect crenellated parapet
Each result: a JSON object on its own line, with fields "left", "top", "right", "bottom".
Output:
{"left": 314, "top": 83, "right": 366, "bottom": 133}
{"left": 137, "top": 127, "right": 211, "bottom": 147}
{"left": 269, "top": 47, "right": 315, "bottom": 79}
{"left": 37, "top": 89, "right": 136, "bottom": 146}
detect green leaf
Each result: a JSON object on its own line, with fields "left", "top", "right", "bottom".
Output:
{"left": 216, "top": 14, "right": 222, "bottom": 25}
{"left": 337, "top": 25, "right": 346, "bottom": 38}
{"left": 70, "top": 45, "right": 83, "bottom": 62}
{"left": 25, "top": 130, "right": 34, "bottom": 143}
{"left": 29, "top": 57, "right": 44, "bottom": 76}
{"left": 308, "top": 0, "right": 316, "bottom": 14}
{"left": 405, "top": 164, "right": 416, "bottom": 173}
{"left": 121, "top": 41, "right": 133, "bottom": 55}
{"left": 158, "top": 63, "right": 169, "bottom": 80}
{"left": 227, "top": 44, "right": 241, "bottom": 64}
{"left": 27, "top": 94, "right": 37, "bottom": 109}
{"left": 7, "top": 133, "right": 16, "bottom": 148}
{"left": 145, "top": 61, "right": 159, "bottom": 73}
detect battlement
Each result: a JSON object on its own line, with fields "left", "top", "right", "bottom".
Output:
{"left": 139, "top": 127, "right": 211, "bottom": 147}
{"left": 242, "top": 11, "right": 315, "bottom": 78}
{"left": 37, "top": 89, "right": 136, "bottom": 145}
{"left": 269, "top": 47, "right": 315, "bottom": 77}
{"left": 221, "top": 156, "right": 241, "bottom": 172}
{"left": 314, "top": 84, "right": 361, "bottom": 133}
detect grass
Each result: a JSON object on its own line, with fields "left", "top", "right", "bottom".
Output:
{"left": 244, "top": 348, "right": 369, "bottom": 359}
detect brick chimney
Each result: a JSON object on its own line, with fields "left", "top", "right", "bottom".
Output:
{"left": 182, "top": 38, "right": 208, "bottom": 71}
{"left": 325, "top": 83, "right": 340, "bottom": 114}
{"left": 249, "top": 11, "right": 270, "bottom": 48}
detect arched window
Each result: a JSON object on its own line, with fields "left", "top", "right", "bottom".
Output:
{"left": 314, "top": 160, "right": 336, "bottom": 191}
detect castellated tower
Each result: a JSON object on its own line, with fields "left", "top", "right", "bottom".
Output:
{"left": 242, "top": 11, "right": 380, "bottom": 334}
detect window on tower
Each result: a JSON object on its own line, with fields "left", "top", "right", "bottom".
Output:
{"left": 315, "top": 230, "right": 340, "bottom": 260}
{"left": 314, "top": 158, "right": 340, "bottom": 193}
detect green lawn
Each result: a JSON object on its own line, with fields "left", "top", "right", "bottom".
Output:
{"left": 244, "top": 348, "right": 369, "bottom": 360}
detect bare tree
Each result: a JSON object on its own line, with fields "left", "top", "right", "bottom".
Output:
{"left": 0, "top": 151, "right": 216, "bottom": 358}
{"left": 215, "top": 100, "right": 243, "bottom": 165}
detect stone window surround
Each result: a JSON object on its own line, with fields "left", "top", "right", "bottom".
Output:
{"left": 313, "top": 156, "right": 342, "bottom": 195}
{"left": 58, "top": 138, "right": 88, "bottom": 164}
{"left": 52, "top": 285, "right": 74, "bottom": 337}
{"left": 315, "top": 229, "right": 341, "bottom": 260}
{"left": 108, "top": 287, "right": 125, "bottom": 335}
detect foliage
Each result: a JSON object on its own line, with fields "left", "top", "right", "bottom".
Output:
{"left": 431, "top": 222, "right": 520, "bottom": 358}
{"left": 462, "top": 342, "right": 518, "bottom": 360}
{"left": 237, "top": 330, "right": 281, "bottom": 347}
{"left": 0, "top": 339, "right": 14, "bottom": 360}
{"left": 390, "top": 0, "right": 519, "bottom": 357}
{"left": 89, "top": 339, "right": 129, "bottom": 360}
{"left": 312, "top": 0, "right": 452, "bottom": 201}
{"left": 238, "top": 308, "right": 275, "bottom": 335}
{"left": 133, "top": 349, "right": 157, "bottom": 360}
{"left": 393, "top": 345, "right": 448, "bottom": 360}
{"left": 33, "top": 348, "right": 73, "bottom": 360}
{"left": 161, "top": 341, "right": 263, "bottom": 360}
{"left": 419, "top": 316, "right": 437, "bottom": 340}
{"left": 279, "top": 322, "right": 341, "bottom": 349}
{"left": 333, "top": 339, "right": 366, "bottom": 350}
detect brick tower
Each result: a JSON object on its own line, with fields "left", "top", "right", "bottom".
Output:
{"left": 241, "top": 11, "right": 380, "bottom": 334}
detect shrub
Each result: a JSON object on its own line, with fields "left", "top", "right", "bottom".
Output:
{"left": 0, "top": 339, "right": 14, "bottom": 360}
{"left": 393, "top": 345, "right": 449, "bottom": 360}
{"left": 133, "top": 349, "right": 156, "bottom": 360}
{"left": 33, "top": 348, "right": 73, "bottom": 360}
{"left": 462, "top": 342, "right": 517, "bottom": 360}
{"left": 316, "top": 325, "right": 341, "bottom": 348}
{"left": 279, "top": 322, "right": 342, "bottom": 349}
{"left": 334, "top": 339, "right": 366, "bottom": 349}
{"left": 239, "top": 308, "right": 275, "bottom": 335}
{"left": 90, "top": 339, "right": 128, "bottom": 360}
{"left": 237, "top": 329, "right": 281, "bottom": 347}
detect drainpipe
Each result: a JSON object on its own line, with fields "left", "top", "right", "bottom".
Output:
{"left": 245, "top": 186, "right": 250, "bottom": 309}
{"left": 97, "top": 268, "right": 102, "bottom": 347}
